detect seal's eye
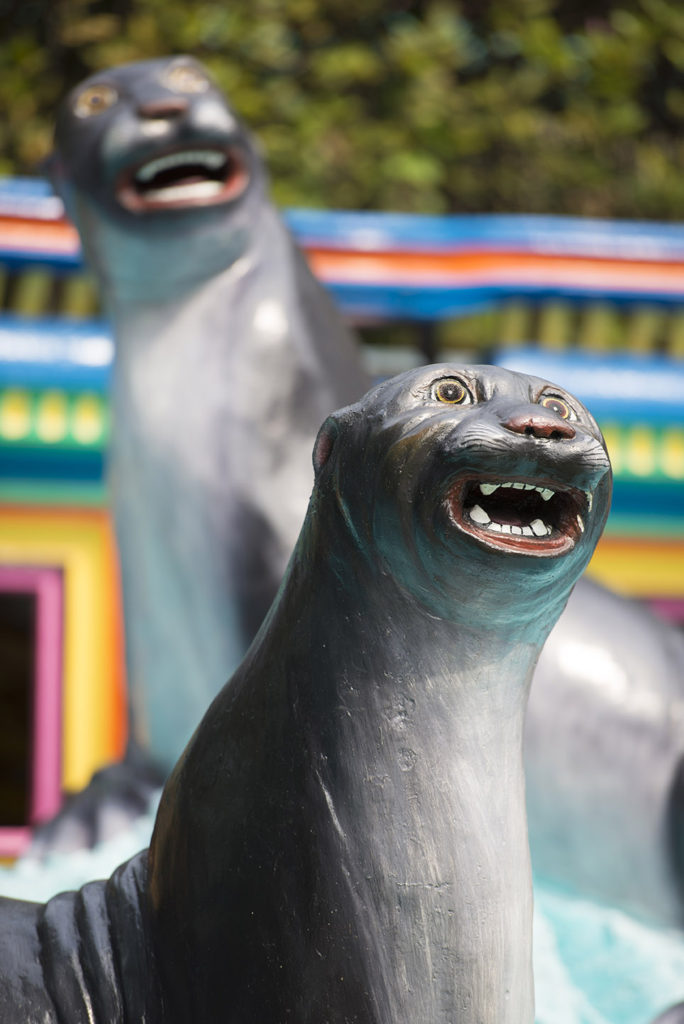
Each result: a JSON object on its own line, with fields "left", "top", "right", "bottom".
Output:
{"left": 162, "top": 64, "right": 211, "bottom": 94}
{"left": 432, "top": 378, "right": 471, "bottom": 405}
{"left": 74, "top": 84, "right": 118, "bottom": 118}
{"left": 539, "top": 394, "right": 574, "bottom": 420}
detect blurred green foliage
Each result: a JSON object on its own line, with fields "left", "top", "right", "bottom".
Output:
{"left": 1, "top": 0, "right": 684, "bottom": 217}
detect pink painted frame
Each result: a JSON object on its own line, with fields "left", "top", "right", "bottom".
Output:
{"left": 648, "top": 597, "right": 684, "bottom": 626}
{"left": 0, "top": 565, "right": 63, "bottom": 858}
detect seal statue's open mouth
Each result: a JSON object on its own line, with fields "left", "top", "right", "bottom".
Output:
{"left": 447, "top": 476, "right": 590, "bottom": 556}
{"left": 116, "top": 146, "right": 249, "bottom": 211}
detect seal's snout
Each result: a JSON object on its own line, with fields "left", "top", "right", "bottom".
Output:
{"left": 502, "top": 408, "right": 576, "bottom": 441}
{"left": 137, "top": 97, "right": 189, "bottom": 119}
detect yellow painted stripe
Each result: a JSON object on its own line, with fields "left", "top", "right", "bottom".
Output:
{"left": 0, "top": 509, "right": 126, "bottom": 790}
{"left": 35, "top": 390, "right": 68, "bottom": 443}
{"left": 0, "top": 389, "right": 32, "bottom": 441}
{"left": 71, "top": 393, "right": 104, "bottom": 445}
{"left": 588, "top": 536, "right": 684, "bottom": 597}
{"left": 661, "top": 429, "right": 684, "bottom": 480}
{"left": 624, "top": 425, "right": 657, "bottom": 478}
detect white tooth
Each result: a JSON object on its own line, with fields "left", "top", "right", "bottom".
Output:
{"left": 530, "top": 519, "right": 548, "bottom": 537}
{"left": 577, "top": 514, "right": 585, "bottom": 533}
{"left": 489, "top": 522, "right": 504, "bottom": 533}
{"left": 469, "top": 504, "right": 491, "bottom": 525}
{"left": 586, "top": 492, "right": 593, "bottom": 511}
{"left": 540, "top": 488, "right": 554, "bottom": 501}
{"left": 500, "top": 523, "right": 512, "bottom": 534}
{"left": 511, "top": 525, "right": 523, "bottom": 534}
{"left": 143, "top": 180, "right": 224, "bottom": 202}
{"left": 512, "top": 482, "right": 525, "bottom": 489}
{"left": 479, "top": 482, "right": 499, "bottom": 496}
{"left": 523, "top": 483, "right": 535, "bottom": 490}
{"left": 136, "top": 149, "right": 226, "bottom": 182}
{"left": 522, "top": 526, "right": 534, "bottom": 536}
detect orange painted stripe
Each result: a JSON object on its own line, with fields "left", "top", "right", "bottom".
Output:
{"left": 307, "top": 249, "right": 684, "bottom": 292}
{"left": 0, "top": 216, "right": 80, "bottom": 255}
{"left": 2, "top": 213, "right": 684, "bottom": 295}
{"left": 587, "top": 534, "right": 684, "bottom": 598}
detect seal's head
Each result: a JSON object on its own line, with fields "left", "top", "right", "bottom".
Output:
{"left": 312, "top": 362, "right": 612, "bottom": 631}
{"left": 49, "top": 56, "right": 266, "bottom": 298}
{"left": 51, "top": 55, "right": 260, "bottom": 221}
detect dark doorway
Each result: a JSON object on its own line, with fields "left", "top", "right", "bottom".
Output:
{"left": 0, "top": 592, "right": 35, "bottom": 826}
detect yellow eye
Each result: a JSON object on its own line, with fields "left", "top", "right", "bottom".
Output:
{"left": 433, "top": 378, "right": 470, "bottom": 404}
{"left": 74, "top": 84, "right": 118, "bottom": 118}
{"left": 162, "top": 64, "right": 210, "bottom": 94}
{"left": 540, "top": 395, "right": 572, "bottom": 419}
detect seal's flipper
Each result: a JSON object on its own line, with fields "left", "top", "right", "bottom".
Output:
{"left": 27, "top": 750, "right": 163, "bottom": 857}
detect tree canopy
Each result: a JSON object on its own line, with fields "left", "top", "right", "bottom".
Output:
{"left": 2, "top": 0, "right": 684, "bottom": 219}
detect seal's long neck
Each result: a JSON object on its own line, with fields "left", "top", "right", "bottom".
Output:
{"left": 104, "top": 204, "right": 365, "bottom": 770}
{"left": 277, "top": 546, "right": 538, "bottom": 1024}
{"left": 151, "top": 526, "right": 543, "bottom": 1023}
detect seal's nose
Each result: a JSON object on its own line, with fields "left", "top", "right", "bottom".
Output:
{"left": 137, "top": 97, "right": 189, "bottom": 119}
{"left": 502, "top": 409, "right": 576, "bottom": 440}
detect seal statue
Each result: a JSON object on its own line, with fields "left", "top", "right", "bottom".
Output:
{"left": 38, "top": 55, "right": 368, "bottom": 848}
{"left": 652, "top": 1003, "right": 684, "bottom": 1024}
{"left": 0, "top": 364, "right": 611, "bottom": 1022}
{"left": 525, "top": 579, "right": 684, "bottom": 927}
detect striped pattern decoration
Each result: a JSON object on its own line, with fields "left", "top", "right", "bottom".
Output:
{"left": 4, "top": 178, "right": 684, "bottom": 349}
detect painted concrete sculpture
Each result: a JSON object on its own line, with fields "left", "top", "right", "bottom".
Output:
{"left": 526, "top": 580, "right": 684, "bottom": 926}
{"left": 653, "top": 1004, "right": 684, "bottom": 1024}
{"left": 39, "top": 53, "right": 681, "bottom": 941}
{"left": 0, "top": 365, "right": 611, "bottom": 1023}
{"left": 40, "top": 55, "right": 368, "bottom": 845}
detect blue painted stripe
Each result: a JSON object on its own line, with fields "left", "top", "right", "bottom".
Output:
{"left": 286, "top": 208, "right": 684, "bottom": 260}
{"left": 610, "top": 481, "right": 684, "bottom": 519}
{"left": 493, "top": 347, "right": 684, "bottom": 423}
{"left": 0, "top": 317, "right": 112, "bottom": 389}
{"left": 0, "top": 447, "right": 105, "bottom": 482}
{"left": 5, "top": 176, "right": 684, "bottom": 260}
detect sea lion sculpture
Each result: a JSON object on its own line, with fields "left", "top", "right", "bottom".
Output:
{"left": 526, "top": 580, "right": 684, "bottom": 927}
{"left": 653, "top": 1003, "right": 684, "bottom": 1023}
{"left": 39, "top": 55, "right": 368, "bottom": 846}
{"left": 0, "top": 364, "right": 612, "bottom": 1023}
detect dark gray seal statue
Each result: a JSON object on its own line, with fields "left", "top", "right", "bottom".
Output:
{"left": 652, "top": 1003, "right": 684, "bottom": 1024}
{"left": 0, "top": 364, "right": 612, "bottom": 1023}
{"left": 525, "top": 579, "right": 684, "bottom": 927}
{"left": 38, "top": 55, "right": 368, "bottom": 848}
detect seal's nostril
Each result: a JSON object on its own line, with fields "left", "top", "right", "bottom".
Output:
{"left": 503, "top": 412, "right": 576, "bottom": 441}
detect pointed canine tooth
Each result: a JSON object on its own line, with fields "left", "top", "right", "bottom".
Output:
{"left": 511, "top": 525, "right": 523, "bottom": 534}
{"left": 469, "top": 504, "right": 491, "bottom": 525}
{"left": 530, "top": 519, "right": 548, "bottom": 537}
{"left": 540, "top": 488, "right": 554, "bottom": 501}
{"left": 577, "top": 514, "right": 585, "bottom": 533}
{"left": 522, "top": 526, "right": 534, "bottom": 536}
{"left": 479, "top": 482, "right": 499, "bottom": 496}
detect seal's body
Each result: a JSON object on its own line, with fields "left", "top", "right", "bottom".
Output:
{"left": 0, "top": 365, "right": 611, "bottom": 1023}
{"left": 652, "top": 1003, "right": 684, "bottom": 1024}
{"left": 47, "top": 57, "right": 368, "bottom": 786}
{"left": 526, "top": 579, "right": 684, "bottom": 926}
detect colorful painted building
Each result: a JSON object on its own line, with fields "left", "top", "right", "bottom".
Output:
{"left": 1, "top": 176, "right": 684, "bottom": 854}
